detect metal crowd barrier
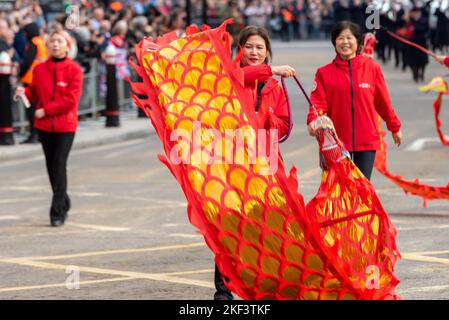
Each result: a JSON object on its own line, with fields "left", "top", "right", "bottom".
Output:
{"left": 12, "top": 58, "right": 134, "bottom": 133}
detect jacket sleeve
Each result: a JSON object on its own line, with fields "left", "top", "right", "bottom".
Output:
{"left": 44, "top": 64, "right": 83, "bottom": 116}
{"left": 374, "top": 64, "right": 401, "bottom": 133}
{"left": 24, "top": 66, "right": 38, "bottom": 103}
{"left": 19, "top": 43, "right": 37, "bottom": 78}
{"left": 265, "top": 85, "right": 290, "bottom": 140}
{"left": 444, "top": 56, "right": 449, "bottom": 68}
{"left": 243, "top": 64, "right": 272, "bottom": 87}
{"left": 307, "top": 69, "right": 328, "bottom": 124}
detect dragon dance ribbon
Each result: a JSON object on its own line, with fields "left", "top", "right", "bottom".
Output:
{"left": 419, "top": 77, "right": 449, "bottom": 146}
{"left": 382, "top": 27, "right": 437, "bottom": 58}
{"left": 374, "top": 77, "right": 449, "bottom": 207}
{"left": 129, "top": 20, "right": 400, "bottom": 299}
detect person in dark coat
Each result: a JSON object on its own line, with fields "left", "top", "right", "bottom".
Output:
{"left": 435, "top": 5, "right": 449, "bottom": 53}
{"left": 0, "top": 20, "right": 14, "bottom": 145}
{"left": 406, "top": 7, "right": 430, "bottom": 83}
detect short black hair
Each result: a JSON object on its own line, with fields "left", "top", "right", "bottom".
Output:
{"left": 331, "top": 21, "right": 364, "bottom": 54}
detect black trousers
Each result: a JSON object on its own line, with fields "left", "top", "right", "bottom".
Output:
{"left": 214, "top": 264, "right": 233, "bottom": 299}
{"left": 0, "top": 75, "right": 14, "bottom": 144}
{"left": 38, "top": 130, "right": 75, "bottom": 218}
{"left": 350, "top": 150, "right": 376, "bottom": 181}
{"left": 105, "top": 64, "right": 120, "bottom": 127}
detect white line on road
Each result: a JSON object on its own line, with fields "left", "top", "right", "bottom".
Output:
{"left": 0, "top": 277, "right": 134, "bottom": 293}
{"left": 405, "top": 137, "right": 440, "bottom": 151}
{"left": 0, "top": 242, "right": 206, "bottom": 262}
{"left": 0, "top": 259, "right": 215, "bottom": 289}
{"left": 0, "top": 215, "right": 21, "bottom": 221}
{"left": 68, "top": 222, "right": 130, "bottom": 232}
{"left": 398, "top": 284, "right": 449, "bottom": 295}
{"left": 0, "top": 197, "right": 46, "bottom": 204}
{"left": 402, "top": 253, "right": 449, "bottom": 265}
{"left": 169, "top": 233, "right": 202, "bottom": 239}
{"left": 397, "top": 224, "right": 449, "bottom": 231}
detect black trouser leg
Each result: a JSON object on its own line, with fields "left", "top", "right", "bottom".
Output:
{"left": 39, "top": 131, "right": 75, "bottom": 221}
{"left": 214, "top": 264, "right": 233, "bottom": 300}
{"left": 0, "top": 75, "right": 14, "bottom": 145}
{"left": 350, "top": 150, "right": 376, "bottom": 181}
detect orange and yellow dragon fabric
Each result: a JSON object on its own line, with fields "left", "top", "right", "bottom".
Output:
{"left": 129, "top": 21, "right": 400, "bottom": 300}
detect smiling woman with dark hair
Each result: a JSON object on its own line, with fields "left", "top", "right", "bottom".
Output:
{"left": 307, "top": 21, "right": 403, "bottom": 181}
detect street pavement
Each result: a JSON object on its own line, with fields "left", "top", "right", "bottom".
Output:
{"left": 0, "top": 40, "right": 448, "bottom": 300}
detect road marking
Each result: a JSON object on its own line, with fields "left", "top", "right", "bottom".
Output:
{"left": 0, "top": 138, "right": 149, "bottom": 169}
{"left": 406, "top": 249, "right": 449, "bottom": 255}
{"left": 67, "top": 222, "right": 130, "bottom": 232}
{"left": 397, "top": 224, "right": 449, "bottom": 231}
{"left": 398, "top": 284, "right": 449, "bottom": 294}
{"left": 162, "top": 269, "right": 214, "bottom": 276}
{"left": 402, "top": 253, "right": 449, "bottom": 265}
{"left": 0, "top": 215, "right": 21, "bottom": 221}
{"left": 0, "top": 242, "right": 206, "bottom": 262}
{"left": 405, "top": 137, "right": 440, "bottom": 151}
{"left": 0, "top": 259, "right": 214, "bottom": 289}
{"left": 163, "top": 223, "right": 183, "bottom": 227}
{"left": 0, "top": 229, "right": 97, "bottom": 239}
{"left": 0, "top": 277, "right": 134, "bottom": 293}
{"left": 0, "top": 197, "right": 46, "bottom": 204}
{"left": 168, "top": 233, "right": 202, "bottom": 239}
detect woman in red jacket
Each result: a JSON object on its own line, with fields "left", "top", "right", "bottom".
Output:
{"left": 16, "top": 29, "right": 83, "bottom": 227}
{"left": 307, "top": 21, "right": 403, "bottom": 180}
{"left": 213, "top": 25, "right": 295, "bottom": 300}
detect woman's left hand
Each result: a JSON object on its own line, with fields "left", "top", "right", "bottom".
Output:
{"left": 35, "top": 109, "right": 45, "bottom": 119}
{"left": 271, "top": 65, "right": 295, "bottom": 77}
{"left": 392, "top": 130, "right": 403, "bottom": 147}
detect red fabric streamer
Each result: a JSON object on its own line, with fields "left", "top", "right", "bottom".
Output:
{"left": 374, "top": 119, "right": 449, "bottom": 207}
{"left": 433, "top": 92, "right": 449, "bottom": 145}
{"left": 383, "top": 28, "right": 436, "bottom": 58}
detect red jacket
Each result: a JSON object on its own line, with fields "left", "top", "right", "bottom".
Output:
{"left": 25, "top": 57, "right": 83, "bottom": 133}
{"left": 307, "top": 55, "right": 401, "bottom": 151}
{"left": 243, "top": 64, "right": 290, "bottom": 140}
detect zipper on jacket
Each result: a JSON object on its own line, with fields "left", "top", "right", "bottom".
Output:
{"left": 348, "top": 60, "right": 355, "bottom": 151}
{"left": 52, "top": 62, "right": 57, "bottom": 131}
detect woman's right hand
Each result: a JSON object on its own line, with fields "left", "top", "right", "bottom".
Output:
{"left": 14, "top": 86, "right": 25, "bottom": 101}
{"left": 15, "top": 86, "right": 25, "bottom": 96}
{"left": 307, "top": 120, "right": 317, "bottom": 136}
{"left": 435, "top": 55, "right": 447, "bottom": 65}
{"left": 271, "top": 65, "right": 295, "bottom": 77}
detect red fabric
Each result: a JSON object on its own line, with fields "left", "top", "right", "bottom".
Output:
{"left": 307, "top": 54, "right": 401, "bottom": 152}
{"left": 242, "top": 65, "right": 290, "bottom": 139}
{"left": 25, "top": 58, "right": 83, "bottom": 133}
{"left": 433, "top": 93, "right": 449, "bottom": 146}
{"left": 444, "top": 56, "right": 449, "bottom": 68}
{"left": 129, "top": 20, "right": 400, "bottom": 300}
{"left": 375, "top": 118, "right": 449, "bottom": 207}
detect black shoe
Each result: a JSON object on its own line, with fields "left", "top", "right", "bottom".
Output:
{"left": 50, "top": 211, "right": 67, "bottom": 227}
{"left": 51, "top": 217, "right": 65, "bottom": 227}
{"left": 21, "top": 135, "right": 39, "bottom": 144}
{"left": 214, "top": 291, "right": 234, "bottom": 300}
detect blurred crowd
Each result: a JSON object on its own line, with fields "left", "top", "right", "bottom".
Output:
{"left": 0, "top": 0, "right": 448, "bottom": 134}
{"left": 0, "top": 1, "right": 448, "bottom": 74}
